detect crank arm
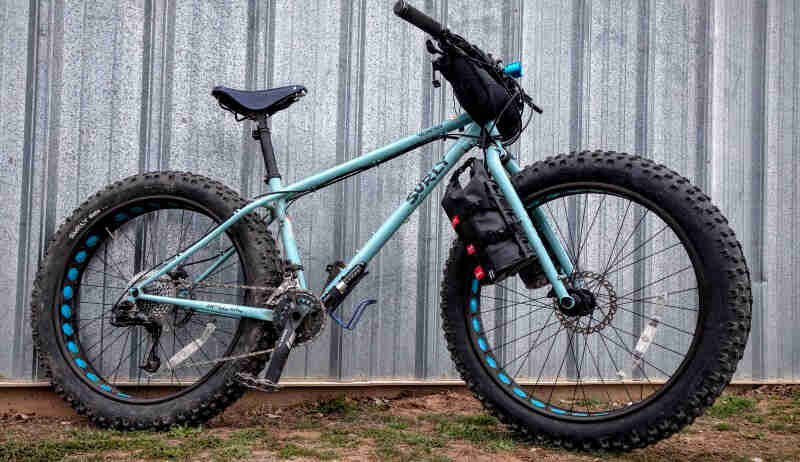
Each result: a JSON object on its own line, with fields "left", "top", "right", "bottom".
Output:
{"left": 262, "top": 315, "right": 299, "bottom": 384}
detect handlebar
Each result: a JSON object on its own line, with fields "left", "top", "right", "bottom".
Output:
{"left": 393, "top": 0, "right": 444, "bottom": 37}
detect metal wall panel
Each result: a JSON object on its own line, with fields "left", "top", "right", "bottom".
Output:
{"left": 1, "top": 0, "right": 797, "bottom": 382}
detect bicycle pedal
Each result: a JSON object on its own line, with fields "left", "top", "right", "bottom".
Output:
{"left": 235, "top": 372, "right": 281, "bottom": 392}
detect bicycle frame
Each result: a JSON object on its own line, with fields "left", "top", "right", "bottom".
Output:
{"left": 131, "top": 113, "right": 576, "bottom": 323}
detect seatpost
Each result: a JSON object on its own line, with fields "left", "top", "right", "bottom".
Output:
{"left": 253, "top": 115, "right": 281, "bottom": 179}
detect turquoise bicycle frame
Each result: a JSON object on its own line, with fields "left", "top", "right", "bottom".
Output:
{"left": 131, "top": 113, "right": 576, "bottom": 323}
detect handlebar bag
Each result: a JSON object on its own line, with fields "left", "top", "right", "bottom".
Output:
{"left": 441, "top": 158, "right": 536, "bottom": 283}
{"left": 435, "top": 53, "right": 522, "bottom": 140}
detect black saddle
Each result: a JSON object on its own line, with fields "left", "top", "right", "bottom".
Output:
{"left": 212, "top": 85, "right": 307, "bottom": 119}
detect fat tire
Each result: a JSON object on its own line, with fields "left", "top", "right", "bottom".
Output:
{"left": 440, "top": 151, "right": 752, "bottom": 450}
{"left": 31, "top": 171, "right": 282, "bottom": 430}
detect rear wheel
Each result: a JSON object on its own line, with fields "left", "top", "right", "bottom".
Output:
{"left": 31, "top": 172, "right": 282, "bottom": 430}
{"left": 441, "top": 151, "right": 751, "bottom": 450}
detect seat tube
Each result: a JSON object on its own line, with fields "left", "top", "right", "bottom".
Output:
{"left": 267, "top": 177, "right": 307, "bottom": 289}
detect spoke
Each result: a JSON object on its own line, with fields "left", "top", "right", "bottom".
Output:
{"left": 574, "top": 193, "right": 590, "bottom": 271}
{"left": 604, "top": 225, "right": 670, "bottom": 275}
{"left": 86, "top": 328, "right": 130, "bottom": 363}
{"left": 546, "top": 324, "right": 576, "bottom": 407}
{"left": 617, "top": 266, "right": 692, "bottom": 300}
{"left": 600, "top": 200, "right": 632, "bottom": 277}
{"left": 481, "top": 305, "right": 552, "bottom": 335}
{"left": 568, "top": 325, "right": 592, "bottom": 413}
{"left": 480, "top": 293, "right": 554, "bottom": 312}
{"left": 532, "top": 325, "right": 564, "bottom": 394}
{"left": 602, "top": 209, "right": 649, "bottom": 280}
{"left": 598, "top": 302, "right": 695, "bottom": 337}
{"left": 583, "top": 329, "right": 617, "bottom": 409}
{"left": 478, "top": 297, "right": 552, "bottom": 315}
{"left": 110, "top": 330, "right": 133, "bottom": 384}
{"left": 594, "top": 293, "right": 698, "bottom": 312}
{"left": 594, "top": 317, "right": 667, "bottom": 378}
{"left": 594, "top": 322, "right": 635, "bottom": 403}
{"left": 83, "top": 267, "right": 129, "bottom": 282}
{"left": 604, "top": 241, "right": 683, "bottom": 277}
{"left": 574, "top": 194, "right": 607, "bottom": 271}
{"left": 544, "top": 201, "right": 578, "bottom": 265}
{"left": 103, "top": 227, "right": 134, "bottom": 280}
{"left": 597, "top": 314, "right": 688, "bottom": 357}
{"left": 494, "top": 283, "right": 554, "bottom": 309}
{"left": 494, "top": 319, "right": 562, "bottom": 351}
{"left": 510, "top": 309, "right": 557, "bottom": 378}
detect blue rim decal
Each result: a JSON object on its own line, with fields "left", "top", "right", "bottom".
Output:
{"left": 62, "top": 323, "right": 73, "bottom": 336}
{"left": 75, "top": 358, "right": 87, "bottom": 369}
{"left": 61, "top": 304, "right": 71, "bottom": 318}
{"left": 130, "top": 206, "right": 145, "bottom": 214}
{"left": 114, "top": 212, "right": 128, "bottom": 222}
{"left": 87, "top": 373, "right": 99, "bottom": 382}
{"left": 469, "top": 276, "right": 601, "bottom": 419}
{"left": 67, "top": 341, "right": 78, "bottom": 353}
{"left": 67, "top": 268, "right": 79, "bottom": 281}
{"left": 100, "top": 384, "right": 112, "bottom": 392}
{"left": 62, "top": 286, "right": 73, "bottom": 300}
{"left": 74, "top": 251, "right": 87, "bottom": 263}
{"left": 86, "top": 235, "right": 100, "bottom": 247}
{"left": 118, "top": 392, "right": 131, "bottom": 398}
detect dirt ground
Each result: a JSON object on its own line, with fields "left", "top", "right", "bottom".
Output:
{"left": 1, "top": 385, "right": 799, "bottom": 462}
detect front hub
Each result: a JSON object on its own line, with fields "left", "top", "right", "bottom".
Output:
{"left": 558, "top": 288, "right": 597, "bottom": 317}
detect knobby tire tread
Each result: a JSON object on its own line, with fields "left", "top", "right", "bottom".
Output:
{"left": 440, "top": 151, "right": 752, "bottom": 451}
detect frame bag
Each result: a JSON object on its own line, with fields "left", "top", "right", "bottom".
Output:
{"left": 441, "top": 158, "right": 535, "bottom": 283}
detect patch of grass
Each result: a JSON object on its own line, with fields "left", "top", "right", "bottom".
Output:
{"left": 167, "top": 425, "right": 203, "bottom": 439}
{"left": 708, "top": 395, "right": 757, "bottom": 418}
{"left": 213, "top": 444, "right": 251, "bottom": 461}
{"left": 320, "top": 428, "right": 360, "bottom": 449}
{"left": 309, "top": 397, "right": 361, "bottom": 417}
{"left": 230, "top": 427, "right": 271, "bottom": 443}
{"left": 277, "top": 443, "right": 337, "bottom": 460}
{"left": 433, "top": 414, "right": 515, "bottom": 451}
{"left": 741, "top": 431, "right": 765, "bottom": 440}
{"left": 714, "top": 423, "right": 737, "bottom": 431}
{"left": 745, "top": 415, "right": 765, "bottom": 424}
{"left": 767, "top": 423, "right": 786, "bottom": 432}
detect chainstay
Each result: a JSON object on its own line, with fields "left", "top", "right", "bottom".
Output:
{"left": 164, "top": 346, "right": 276, "bottom": 371}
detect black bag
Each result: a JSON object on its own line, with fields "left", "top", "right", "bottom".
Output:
{"left": 441, "top": 158, "right": 536, "bottom": 283}
{"left": 434, "top": 48, "right": 523, "bottom": 141}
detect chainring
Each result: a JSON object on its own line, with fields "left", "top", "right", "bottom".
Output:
{"left": 272, "top": 288, "right": 326, "bottom": 347}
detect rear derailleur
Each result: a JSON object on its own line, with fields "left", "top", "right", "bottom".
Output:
{"left": 111, "top": 268, "right": 191, "bottom": 374}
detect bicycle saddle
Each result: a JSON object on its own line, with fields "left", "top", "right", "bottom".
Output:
{"left": 212, "top": 85, "right": 307, "bottom": 118}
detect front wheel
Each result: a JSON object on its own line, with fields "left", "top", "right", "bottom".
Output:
{"left": 440, "top": 151, "right": 752, "bottom": 450}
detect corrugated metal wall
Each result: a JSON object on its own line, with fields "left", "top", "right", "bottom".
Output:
{"left": 1, "top": 0, "right": 797, "bottom": 382}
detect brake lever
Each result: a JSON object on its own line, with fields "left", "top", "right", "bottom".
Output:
{"left": 425, "top": 39, "right": 443, "bottom": 55}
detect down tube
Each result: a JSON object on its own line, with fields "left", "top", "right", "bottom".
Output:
{"left": 322, "top": 125, "right": 480, "bottom": 297}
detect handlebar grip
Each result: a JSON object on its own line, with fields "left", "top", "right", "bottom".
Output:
{"left": 393, "top": 1, "right": 443, "bottom": 37}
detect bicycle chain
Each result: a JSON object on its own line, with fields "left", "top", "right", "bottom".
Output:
{"left": 161, "top": 277, "right": 326, "bottom": 371}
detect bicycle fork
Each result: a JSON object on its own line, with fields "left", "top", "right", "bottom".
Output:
{"left": 484, "top": 144, "right": 576, "bottom": 309}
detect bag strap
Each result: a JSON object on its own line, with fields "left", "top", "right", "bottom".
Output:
{"left": 446, "top": 157, "right": 476, "bottom": 190}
